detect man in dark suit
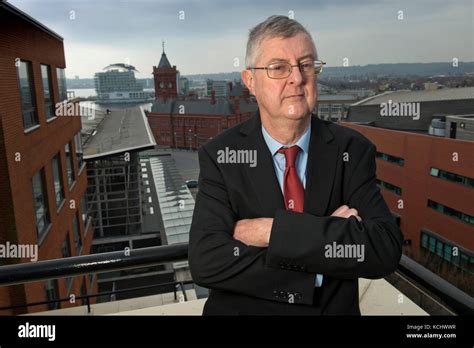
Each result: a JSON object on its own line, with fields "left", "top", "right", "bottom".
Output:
{"left": 189, "top": 15, "right": 403, "bottom": 315}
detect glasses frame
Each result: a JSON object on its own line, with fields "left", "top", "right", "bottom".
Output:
{"left": 248, "top": 60, "right": 326, "bottom": 79}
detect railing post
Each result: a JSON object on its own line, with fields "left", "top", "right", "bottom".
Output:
{"left": 86, "top": 295, "right": 91, "bottom": 314}
{"left": 180, "top": 282, "right": 188, "bottom": 302}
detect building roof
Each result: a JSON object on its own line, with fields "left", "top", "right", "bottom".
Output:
{"left": 151, "top": 98, "right": 258, "bottom": 116}
{"left": 1, "top": 0, "right": 63, "bottom": 41}
{"left": 147, "top": 155, "right": 194, "bottom": 269}
{"left": 103, "top": 63, "right": 138, "bottom": 72}
{"left": 353, "top": 87, "right": 474, "bottom": 106}
{"left": 82, "top": 104, "right": 156, "bottom": 159}
{"left": 152, "top": 98, "right": 224, "bottom": 115}
{"left": 157, "top": 52, "right": 172, "bottom": 69}
{"left": 318, "top": 94, "right": 358, "bottom": 102}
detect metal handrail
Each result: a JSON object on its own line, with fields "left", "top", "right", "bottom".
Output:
{"left": 0, "top": 243, "right": 188, "bottom": 286}
{"left": 0, "top": 243, "right": 472, "bottom": 315}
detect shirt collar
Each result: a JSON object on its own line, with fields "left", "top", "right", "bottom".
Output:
{"left": 261, "top": 122, "right": 311, "bottom": 157}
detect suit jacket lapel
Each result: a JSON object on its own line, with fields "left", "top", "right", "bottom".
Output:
{"left": 304, "top": 115, "right": 339, "bottom": 216}
{"left": 240, "top": 110, "right": 285, "bottom": 216}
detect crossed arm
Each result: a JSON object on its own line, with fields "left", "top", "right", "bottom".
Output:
{"left": 234, "top": 205, "right": 362, "bottom": 247}
{"left": 188, "top": 143, "right": 403, "bottom": 304}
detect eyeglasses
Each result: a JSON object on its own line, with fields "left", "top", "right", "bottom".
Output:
{"left": 247, "top": 60, "right": 326, "bottom": 79}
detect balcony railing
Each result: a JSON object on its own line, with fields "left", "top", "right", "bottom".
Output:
{"left": 0, "top": 243, "right": 472, "bottom": 315}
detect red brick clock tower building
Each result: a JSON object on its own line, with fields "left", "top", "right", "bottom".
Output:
{"left": 153, "top": 41, "right": 177, "bottom": 100}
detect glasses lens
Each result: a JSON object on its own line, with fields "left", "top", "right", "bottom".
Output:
{"left": 300, "top": 61, "right": 316, "bottom": 75}
{"left": 314, "top": 61, "right": 324, "bottom": 74}
{"left": 267, "top": 62, "right": 290, "bottom": 79}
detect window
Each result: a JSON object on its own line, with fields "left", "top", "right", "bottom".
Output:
{"left": 81, "top": 194, "right": 90, "bottom": 231}
{"left": 430, "top": 167, "right": 474, "bottom": 188}
{"left": 74, "top": 132, "right": 84, "bottom": 170}
{"left": 421, "top": 233, "right": 428, "bottom": 249}
{"left": 56, "top": 68, "right": 67, "bottom": 102}
{"left": 32, "top": 169, "right": 50, "bottom": 239}
{"left": 65, "top": 142, "right": 75, "bottom": 187}
{"left": 17, "top": 60, "right": 38, "bottom": 129}
{"left": 45, "top": 279, "right": 60, "bottom": 310}
{"left": 376, "top": 179, "right": 402, "bottom": 195}
{"left": 420, "top": 230, "right": 474, "bottom": 273}
{"left": 376, "top": 151, "right": 404, "bottom": 166}
{"left": 72, "top": 213, "right": 82, "bottom": 255}
{"left": 51, "top": 153, "right": 65, "bottom": 208}
{"left": 444, "top": 244, "right": 452, "bottom": 262}
{"left": 61, "top": 233, "right": 73, "bottom": 291}
{"left": 428, "top": 200, "right": 474, "bottom": 225}
{"left": 41, "top": 64, "right": 55, "bottom": 120}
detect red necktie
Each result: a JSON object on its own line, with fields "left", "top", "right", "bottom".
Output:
{"left": 277, "top": 145, "right": 304, "bottom": 212}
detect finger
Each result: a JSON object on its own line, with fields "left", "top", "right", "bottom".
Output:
{"left": 331, "top": 205, "right": 349, "bottom": 216}
{"left": 341, "top": 208, "right": 358, "bottom": 219}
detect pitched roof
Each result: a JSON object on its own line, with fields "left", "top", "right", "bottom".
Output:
{"left": 157, "top": 52, "right": 172, "bottom": 69}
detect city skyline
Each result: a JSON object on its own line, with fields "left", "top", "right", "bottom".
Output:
{"left": 9, "top": 0, "right": 474, "bottom": 79}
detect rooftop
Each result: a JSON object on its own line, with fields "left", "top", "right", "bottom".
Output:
{"left": 150, "top": 98, "right": 257, "bottom": 116}
{"left": 352, "top": 87, "right": 474, "bottom": 106}
{"left": 81, "top": 105, "right": 156, "bottom": 159}
{"left": 157, "top": 52, "right": 172, "bottom": 69}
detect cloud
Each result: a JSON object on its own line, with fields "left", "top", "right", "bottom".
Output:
{"left": 9, "top": 0, "right": 473, "bottom": 77}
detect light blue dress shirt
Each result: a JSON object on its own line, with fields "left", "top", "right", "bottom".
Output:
{"left": 262, "top": 123, "right": 323, "bottom": 287}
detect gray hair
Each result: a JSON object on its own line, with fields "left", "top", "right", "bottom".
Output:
{"left": 245, "top": 15, "right": 317, "bottom": 68}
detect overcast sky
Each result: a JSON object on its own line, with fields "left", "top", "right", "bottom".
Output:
{"left": 9, "top": 0, "right": 474, "bottom": 78}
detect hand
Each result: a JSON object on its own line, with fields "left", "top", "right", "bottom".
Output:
{"left": 331, "top": 205, "right": 362, "bottom": 222}
{"left": 233, "top": 218, "right": 273, "bottom": 247}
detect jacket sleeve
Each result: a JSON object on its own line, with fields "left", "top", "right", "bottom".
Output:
{"left": 188, "top": 145, "right": 317, "bottom": 305}
{"left": 266, "top": 141, "right": 403, "bottom": 279}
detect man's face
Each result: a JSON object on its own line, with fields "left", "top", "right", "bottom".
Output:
{"left": 242, "top": 32, "right": 318, "bottom": 122}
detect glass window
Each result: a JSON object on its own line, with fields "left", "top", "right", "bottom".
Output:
{"left": 428, "top": 236, "right": 436, "bottom": 253}
{"left": 81, "top": 194, "right": 89, "bottom": 230}
{"left": 61, "top": 233, "right": 73, "bottom": 291}
{"left": 72, "top": 213, "right": 82, "bottom": 255}
{"left": 444, "top": 244, "right": 452, "bottom": 262}
{"left": 421, "top": 233, "right": 428, "bottom": 249}
{"left": 41, "top": 64, "right": 55, "bottom": 119}
{"left": 52, "top": 153, "right": 65, "bottom": 207}
{"left": 17, "top": 60, "right": 38, "bottom": 129}
{"left": 32, "top": 169, "right": 50, "bottom": 238}
{"left": 65, "top": 142, "right": 75, "bottom": 186}
{"left": 74, "top": 132, "right": 84, "bottom": 170}
{"left": 436, "top": 240, "right": 444, "bottom": 257}
{"left": 56, "top": 68, "right": 67, "bottom": 102}
{"left": 45, "top": 279, "right": 60, "bottom": 310}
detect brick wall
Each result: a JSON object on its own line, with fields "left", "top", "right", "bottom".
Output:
{"left": 0, "top": 7, "right": 94, "bottom": 314}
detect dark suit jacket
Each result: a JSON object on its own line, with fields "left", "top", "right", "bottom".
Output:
{"left": 189, "top": 110, "right": 403, "bottom": 315}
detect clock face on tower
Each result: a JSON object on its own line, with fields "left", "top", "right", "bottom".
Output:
{"left": 168, "top": 82, "right": 172, "bottom": 88}
{"left": 159, "top": 82, "right": 164, "bottom": 88}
